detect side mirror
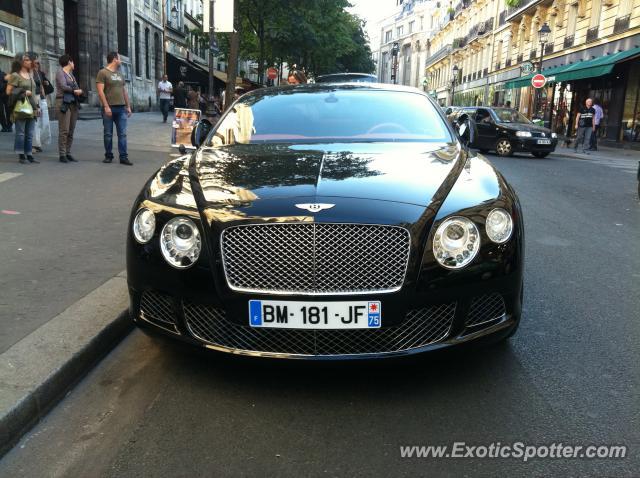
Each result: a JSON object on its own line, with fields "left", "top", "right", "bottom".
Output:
{"left": 190, "top": 119, "right": 213, "bottom": 148}
{"left": 457, "top": 121, "right": 470, "bottom": 146}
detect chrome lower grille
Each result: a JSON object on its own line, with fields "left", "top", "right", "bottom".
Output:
{"left": 139, "top": 290, "right": 179, "bottom": 333}
{"left": 221, "top": 223, "right": 410, "bottom": 295}
{"left": 466, "top": 293, "right": 506, "bottom": 327}
{"left": 183, "top": 302, "right": 455, "bottom": 356}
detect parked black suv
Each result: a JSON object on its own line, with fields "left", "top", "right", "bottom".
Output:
{"left": 452, "top": 107, "right": 557, "bottom": 158}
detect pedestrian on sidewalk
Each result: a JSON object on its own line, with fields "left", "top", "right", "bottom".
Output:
{"left": 0, "top": 69, "right": 12, "bottom": 132}
{"left": 96, "top": 52, "right": 133, "bottom": 165}
{"left": 56, "top": 54, "right": 83, "bottom": 163}
{"left": 6, "top": 53, "right": 40, "bottom": 164}
{"left": 173, "top": 81, "right": 186, "bottom": 108}
{"left": 157, "top": 74, "right": 172, "bottom": 123}
{"left": 31, "top": 58, "right": 47, "bottom": 153}
{"left": 187, "top": 86, "right": 199, "bottom": 110}
{"left": 574, "top": 98, "right": 596, "bottom": 154}
{"left": 589, "top": 99, "right": 604, "bottom": 151}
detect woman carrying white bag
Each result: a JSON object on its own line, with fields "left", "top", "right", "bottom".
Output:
{"left": 32, "top": 59, "right": 51, "bottom": 152}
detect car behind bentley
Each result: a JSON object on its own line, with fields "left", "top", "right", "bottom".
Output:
{"left": 127, "top": 83, "right": 524, "bottom": 359}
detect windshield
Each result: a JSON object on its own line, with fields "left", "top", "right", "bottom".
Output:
{"left": 493, "top": 108, "right": 531, "bottom": 124}
{"left": 208, "top": 89, "right": 452, "bottom": 145}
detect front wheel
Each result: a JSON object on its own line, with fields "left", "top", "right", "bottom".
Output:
{"left": 495, "top": 138, "right": 513, "bottom": 157}
{"left": 532, "top": 151, "right": 550, "bottom": 158}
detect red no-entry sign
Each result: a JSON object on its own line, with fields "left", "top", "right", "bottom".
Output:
{"left": 267, "top": 67, "right": 278, "bottom": 80}
{"left": 531, "top": 74, "right": 546, "bottom": 88}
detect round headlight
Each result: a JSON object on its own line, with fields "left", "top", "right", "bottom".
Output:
{"left": 433, "top": 217, "right": 480, "bottom": 269}
{"left": 160, "top": 217, "right": 201, "bottom": 269}
{"left": 486, "top": 208, "right": 513, "bottom": 243}
{"left": 133, "top": 208, "right": 156, "bottom": 244}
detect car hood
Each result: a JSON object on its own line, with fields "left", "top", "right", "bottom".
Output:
{"left": 499, "top": 122, "right": 552, "bottom": 134}
{"left": 192, "top": 142, "right": 462, "bottom": 209}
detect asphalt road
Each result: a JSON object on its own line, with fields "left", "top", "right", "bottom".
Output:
{"left": 1, "top": 149, "right": 638, "bottom": 477}
{"left": 0, "top": 113, "right": 174, "bottom": 353}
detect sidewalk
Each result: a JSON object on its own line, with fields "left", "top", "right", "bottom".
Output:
{"left": 553, "top": 142, "right": 640, "bottom": 164}
{"left": 0, "top": 112, "right": 178, "bottom": 455}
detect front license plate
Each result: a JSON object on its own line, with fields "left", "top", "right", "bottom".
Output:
{"left": 537, "top": 139, "right": 551, "bottom": 144}
{"left": 248, "top": 300, "right": 382, "bottom": 329}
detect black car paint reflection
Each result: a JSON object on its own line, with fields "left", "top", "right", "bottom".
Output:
{"left": 127, "top": 84, "right": 524, "bottom": 359}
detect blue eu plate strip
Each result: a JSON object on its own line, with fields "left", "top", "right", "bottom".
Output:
{"left": 249, "top": 300, "right": 262, "bottom": 326}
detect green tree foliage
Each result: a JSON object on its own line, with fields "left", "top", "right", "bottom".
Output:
{"left": 197, "top": 0, "right": 375, "bottom": 82}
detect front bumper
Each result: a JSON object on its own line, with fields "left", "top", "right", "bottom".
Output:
{"left": 129, "top": 277, "right": 522, "bottom": 360}
{"left": 512, "top": 137, "right": 557, "bottom": 153}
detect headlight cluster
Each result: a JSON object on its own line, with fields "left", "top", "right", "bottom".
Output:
{"left": 515, "top": 131, "right": 532, "bottom": 137}
{"left": 133, "top": 209, "right": 201, "bottom": 269}
{"left": 433, "top": 208, "right": 513, "bottom": 269}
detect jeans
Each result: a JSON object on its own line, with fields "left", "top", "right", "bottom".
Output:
{"left": 103, "top": 105, "right": 128, "bottom": 159}
{"left": 574, "top": 126, "right": 593, "bottom": 152}
{"left": 57, "top": 98, "right": 79, "bottom": 155}
{"left": 14, "top": 118, "right": 36, "bottom": 155}
{"left": 159, "top": 99, "right": 170, "bottom": 121}
{"left": 589, "top": 124, "right": 600, "bottom": 150}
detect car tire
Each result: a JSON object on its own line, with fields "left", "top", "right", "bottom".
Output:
{"left": 532, "top": 151, "right": 550, "bottom": 158}
{"left": 495, "top": 138, "right": 513, "bottom": 157}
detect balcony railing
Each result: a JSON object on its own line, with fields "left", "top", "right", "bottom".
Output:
{"left": 614, "top": 15, "right": 630, "bottom": 34}
{"left": 505, "top": 58, "right": 512, "bottom": 67}
{"left": 505, "top": 0, "right": 540, "bottom": 22}
{"left": 586, "top": 26, "right": 599, "bottom": 43}
{"left": 544, "top": 43, "right": 554, "bottom": 55}
{"left": 484, "top": 18, "right": 494, "bottom": 32}
{"left": 425, "top": 44, "right": 452, "bottom": 67}
{"left": 564, "top": 35, "right": 574, "bottom": 48}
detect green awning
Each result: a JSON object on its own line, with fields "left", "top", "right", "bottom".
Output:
{"left": 504, "top": 46, "right": 640, "bottom": 89}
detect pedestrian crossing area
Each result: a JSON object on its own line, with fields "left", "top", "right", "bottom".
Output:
{"left": 0, "top": 172, "right": 23, "bottom": 184}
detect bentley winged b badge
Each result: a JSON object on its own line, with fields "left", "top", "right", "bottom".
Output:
{"left": 295, "top": 203, "right": 336, "bottom": 213}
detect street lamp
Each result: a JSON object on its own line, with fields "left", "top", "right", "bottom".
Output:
{"left": 171, "top": 5, "right": 179, "bottom": 20}
{"left": 537, "top": 22, "right": 551, "bottom": 125}
{"left": 451, "top": 64, "right": 459, "bottom": 106}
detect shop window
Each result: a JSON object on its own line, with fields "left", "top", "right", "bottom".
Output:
{"left": 622, "top": 68, "right": 640, "bottom": 142}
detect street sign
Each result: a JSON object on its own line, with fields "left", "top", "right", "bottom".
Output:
{"left": 531, "top": 74, "right": 546, "bottom": 89}
{"left": 267, "top": 67, "right": 278, "bottom": 80}
{"left": 521, "top": 61, "right": 534, "bottom": 74}
{"left": 210, "top": 37, "right": 220, "bottom": 55}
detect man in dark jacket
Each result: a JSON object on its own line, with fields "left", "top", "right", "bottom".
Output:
{"left": 173, "top": 81, "right": 187, "bottom": 108}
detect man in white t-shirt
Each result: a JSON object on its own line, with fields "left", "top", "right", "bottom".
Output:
{"left": 157, "top": 75, "right": 173, "bottom": 123}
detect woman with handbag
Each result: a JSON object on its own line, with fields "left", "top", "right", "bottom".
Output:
{"left": 55, "top": 54, "right": 83, "bottom": 163}
{"left": 31, "top": 58, "right": 47, "bottom": 152}
{"left": 6, "top": 53, "right": 40, "bottom": 164}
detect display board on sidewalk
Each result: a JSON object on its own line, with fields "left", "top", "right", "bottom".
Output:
{"left": 171, "top": 108, "right": 201, "bottom": 149}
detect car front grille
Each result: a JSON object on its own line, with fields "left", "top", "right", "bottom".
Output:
{"left": 221, "top": 223, "right": 410, "bottom": 295}
{"left": 466, "top": 293, "right": 506, "bottom": 327}
{"left": 183, "top": 302, "right": 455, "bottom": 356}
{"left": 139, "top": 290, "right": 179, "bottom": 333}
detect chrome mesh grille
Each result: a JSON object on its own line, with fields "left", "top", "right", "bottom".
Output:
{"left": 184, "top": 302, "right": 455, "bottom": 356}
{"left": 466, "top": 293, "right": 506, "bottom": 327}
{"left": 221, "top": 223, "right": 410, "bottom": 294}
{"left": 140, "top": 290, "right": 179, "bottom": 333}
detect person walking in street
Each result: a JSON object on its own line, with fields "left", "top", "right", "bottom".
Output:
{"left": 173, "top": 81, "right": 186, "bottom": 108}
{"left": 589, "top": 99, "right": 604, "bottom": 151}
{"left": 287, "top": 69, "right": 307, "bottom": 84}
{"left": 574, "top": 98, "right": 596, "bottom": 154}
{"left": 6, "top": 53, "right": 40, "bottom": 164}
{"left": 187, "top": 86, "right": 199, "bottom": 110}
{"left": 157, "top": 74, "right": 172, "bottom": 123}
{"left": 56, "top": 54, "right": 82, "bottom": 163}
{"left": 31, "top": 58, "right": 47, "bottom": 153}
{"left": 96, "top": 51, "right": 133, "bottom": 165}
{"left": 0, "top": 69, "right": 12, "bottom": 132}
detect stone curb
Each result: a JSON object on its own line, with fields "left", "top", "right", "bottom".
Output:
{"left": 0, "top": 272, "right": 132, "bottom": 457}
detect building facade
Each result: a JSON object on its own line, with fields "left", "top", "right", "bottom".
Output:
{"left": 425, "top": 0, "right": 640, "bottom": 145}
{"left": 1, "top": 0, "right": 168, "bottom": 111}
{"left": 374, "top": 0, "right": 436, "bottom": 88}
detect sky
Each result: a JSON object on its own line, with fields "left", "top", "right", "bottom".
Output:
{"left": 347, "top": 0, "right": 398, "bottom": 43}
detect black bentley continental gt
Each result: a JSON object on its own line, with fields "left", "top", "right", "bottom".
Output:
{"left": 127, "top": 84, "right": 524, "bottom": 359}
